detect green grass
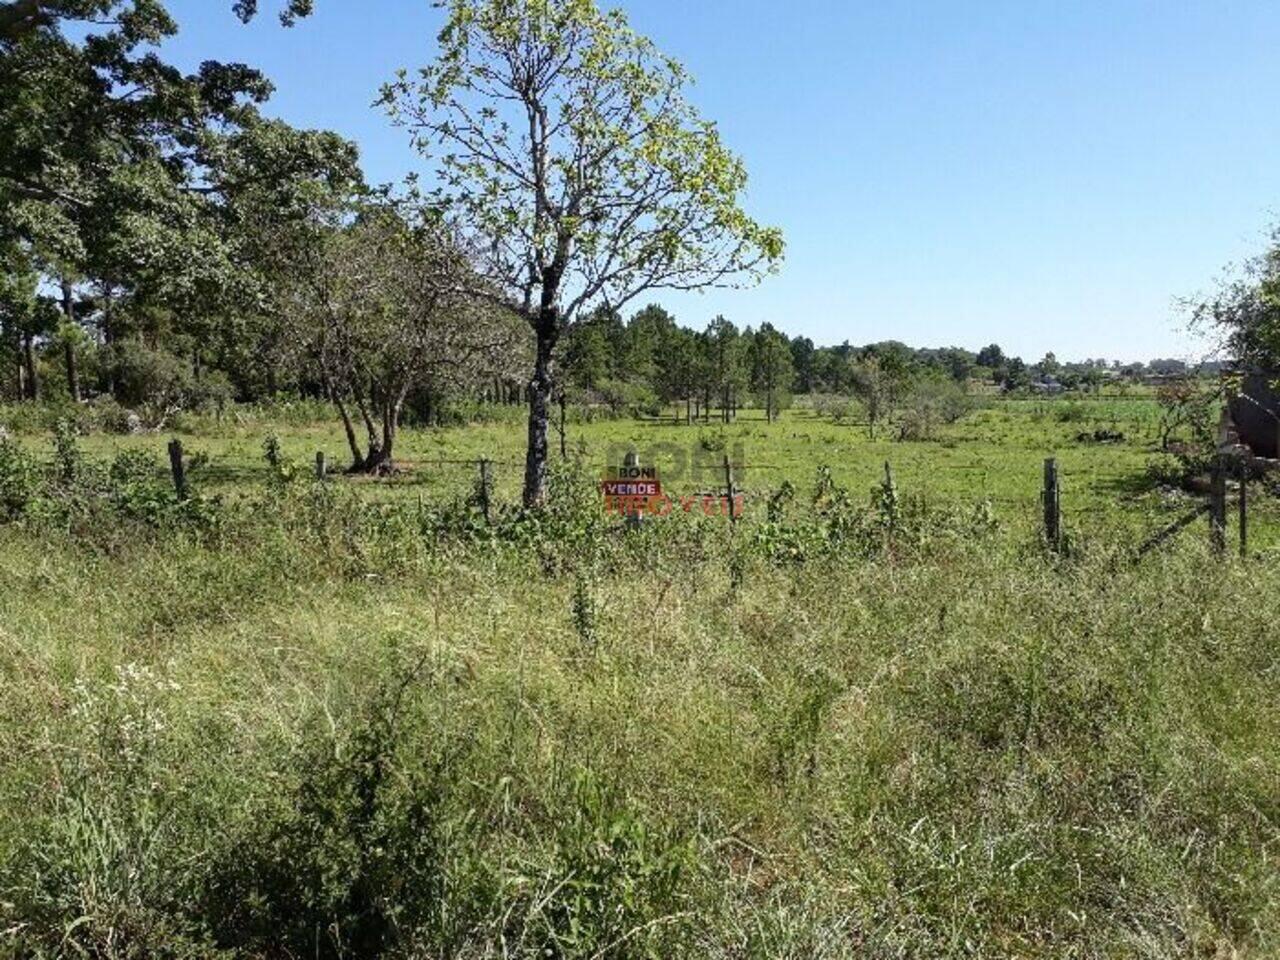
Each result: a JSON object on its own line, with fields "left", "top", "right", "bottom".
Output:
{"left": 4, "top": 391, "right": 1274, "bottom": 549}
{"left": 1, "top": 397, "right": 1278, "bottom": 957}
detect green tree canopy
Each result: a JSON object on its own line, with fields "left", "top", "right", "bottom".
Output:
{"left": 381, "top": 0, "right": 783, "bottom": 504}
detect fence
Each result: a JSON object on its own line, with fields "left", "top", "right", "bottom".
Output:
{"left": 160, "top": 437, "right": 1278, "bottom": 559}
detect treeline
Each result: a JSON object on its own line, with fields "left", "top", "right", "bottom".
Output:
{"left": 5, "top": 1, "right": 1262, "bottom": 497}
{"left": 0, "top": 1, "right": 533, "bottom": 473}
{"left": 557, "top": 307, "right": 1213, "bottom": 424}
{"left": 0, "top": 0, "right": 786, "bottom": 502}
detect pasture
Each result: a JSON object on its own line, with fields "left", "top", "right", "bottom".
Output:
{"left": 9, "top": 390, "right": 1273, "bottom": 547}
{"left": 1, "top": 394, "right": 1279, "bottom": 957}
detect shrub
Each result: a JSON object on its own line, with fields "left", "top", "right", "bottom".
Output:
{"left": 1054, "top": 400, "right": 1090, "bottom": 423}
{"left": 201, "top": 691, "right": 475, "bottom": 957}
{"left": 0, "top": 437, "right": 41, "bottom": 519}
{"left": 898, "top": 380, "right": 974, "bottom": 440}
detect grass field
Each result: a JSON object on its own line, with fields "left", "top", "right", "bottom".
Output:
{"left": 4, "top": 390, "right": 1276, "bottom": 549}
{"left": 2, "top": 395, "right": 1279, "bottom": 957}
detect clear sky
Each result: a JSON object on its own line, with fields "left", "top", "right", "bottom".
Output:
{"left": 160, "top": 0, "right": 1280, "bottom": 363}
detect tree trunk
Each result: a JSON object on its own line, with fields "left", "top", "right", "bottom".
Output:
{"left": 686, "top": 396, "right": 692, "bottom": 425}
{"left": 353, "top": 386, "right": 381, "bottom": 467}
{"left": 21, "top": 333, "right": 38, "bottom": 401}
{"left": 559, "top": 391, "right": 567, "bottom": 459}
{"left": 378, "top": 406, "right": 397, "bottom": 470}
{"left": 63, "top": 342, "right": 79, "bottom": 402}
{"left": 332, "top": 390, "right": 364, "bottom": 470}
{"left": 523, "top": 313, "right": 558, "bottom": 507}
{"left": 361, "top": 388, "right": 407, "bottom": 475}
{"left": 60, "top": 279, "right": 79, "bottom": 402}
{"left": 102, "top": 290, "right": 116, "bottom": 397}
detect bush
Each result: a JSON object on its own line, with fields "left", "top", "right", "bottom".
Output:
{"left": 0, "top": 436, "right": 41, "bottom": 519}
{"left": 1054, "top": 400, "right": 1090, "bottom": 423}
{"left": 811, "top": 393, "right": 854, "bottom": 422}
{"left": 201, "top": 689, "right": 478, "bottom": 957}
{"left": 898, "top": 380, "right": 975, "bottom": 440}
{"left": 592, "top": 378, "right": 661, "bottom": 418}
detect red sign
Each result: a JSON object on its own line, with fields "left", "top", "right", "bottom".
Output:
{"left": 601, "top": 479, "right": 662, "bottom": 498}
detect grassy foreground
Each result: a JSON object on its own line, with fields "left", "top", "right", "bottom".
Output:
{"left": 0, "top": 456, "right": 1277, "bottom": 958}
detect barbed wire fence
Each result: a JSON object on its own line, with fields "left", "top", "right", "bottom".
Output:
{"left": 163, "top": 434, "right": 1279, "bottom": 561}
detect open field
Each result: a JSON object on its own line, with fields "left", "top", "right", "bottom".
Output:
{"left": 8, "top": 1, "right": 1280, "bottom": 955}
{"left": 1, "top": 397, "right": 1279, "bottom": 957}
{"left": 5, "top": 392, "right": 1278, "bottom": 551}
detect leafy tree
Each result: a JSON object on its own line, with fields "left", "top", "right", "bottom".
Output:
{"left": 849, "top": 355, "right": 894, "bottom": 439}
{"left": 208, "top": 116, "right": 368, "bottom": 397}
{"left": 382, "top": 0, "right": 782, "bottom": 505}
{"left": 705, "top": 315, "right": 745, "bottom": 422}
{"left": 0, "top": 244, "right": 55, "bottom": 399}
{"left": 1189, "top": 228, "right": 1280, "bottom": 367}
{"left": 0, "top": 0, "right": 287, "bottom": 403}
{"left": 749, "top": 322, "right": 793, "bottom": 422}
{"left": 976, "top": 343, "right": 1005, "bottom": 368}
{"left": 1005, "top": 359, "right": 1028, "bottom": 389}
{"left": 1035, "top": 352, "right": 1061, "bottom": 378}
{"left": 290, "top": 206, "right": 524, "bottom": 472}
{"left": 1156, "top": 375, "right": 1214, "bottom": 452}
{"left": 623, "top": 305, "right": 677, "bottom": 385}
{"left": 789, "top": 335, "right": 816, "bottom": 393}
{"left": 936, "top": 346, "right": 975, "bottom": 383}
{"left": 655, "top": 326, "right": 700, "bottom": 422}
{"left": 562, "top": 319, "right": 612, "bottom": 394}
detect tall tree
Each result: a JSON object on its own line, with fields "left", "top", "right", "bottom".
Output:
{"left": 624, "top": 304, "right": 677, "bottom": 384}
{"left": 705, "top": 315, "right": 744, "bottom": 422}
{"left": 976, "top": 343, "right": 1005, "bottom": 369}
{"left": 382, "top": 0, "right": 782, "bottom": 505}
{"left": 290, "top": 206, "right": 524, "bottom": 472}
{"left": 789, "top": 335, "right": 816, "bottom": 394}
{"left": 849, "top": 355, "right": 893, "bottom": 440}
{"left": 655, "top": 325, "right": 699, "bottom": 422}
{"left": 750, "top": 322, "right": 793, "bottom": 422}
{"left": 0, "top": 244, "right": 54, "bottom": 399}
{"left": 0, "top": 0, "right": 281, "bottom": 401}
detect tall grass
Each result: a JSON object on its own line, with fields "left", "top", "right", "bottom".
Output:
{"left": 0, "top": 448, "right": 1277, "bottom": 957}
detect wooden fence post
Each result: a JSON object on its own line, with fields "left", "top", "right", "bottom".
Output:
{"left": 477, "top": 458, "right": 492, "bottom": 524}
{"left": 1238, "top": 456, "right": 1247, "bottom": 559}
{"left": 1209, "top": 456, "right": 1227, "bottom": 555}
{"left": 723, "top": 454, "right": 737, "bottom": 526}
{"left": 167, "top": 438, "right": 187, "bottom": 500}
{"left": 1042, "top": 457, "right": 1061, "bottom": 551}
{"left": 625, "top": 450, "right": 643, "bottom": 529}
{"left": 883, "top": 460, "right": 897, "bottom": 538}
{"left": 315, "top": 450, "right": 327, "bottom": 481}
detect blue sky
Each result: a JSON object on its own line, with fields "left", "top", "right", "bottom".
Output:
{"left": 162, "top": 0, "right": 1280, "bottom": 363}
